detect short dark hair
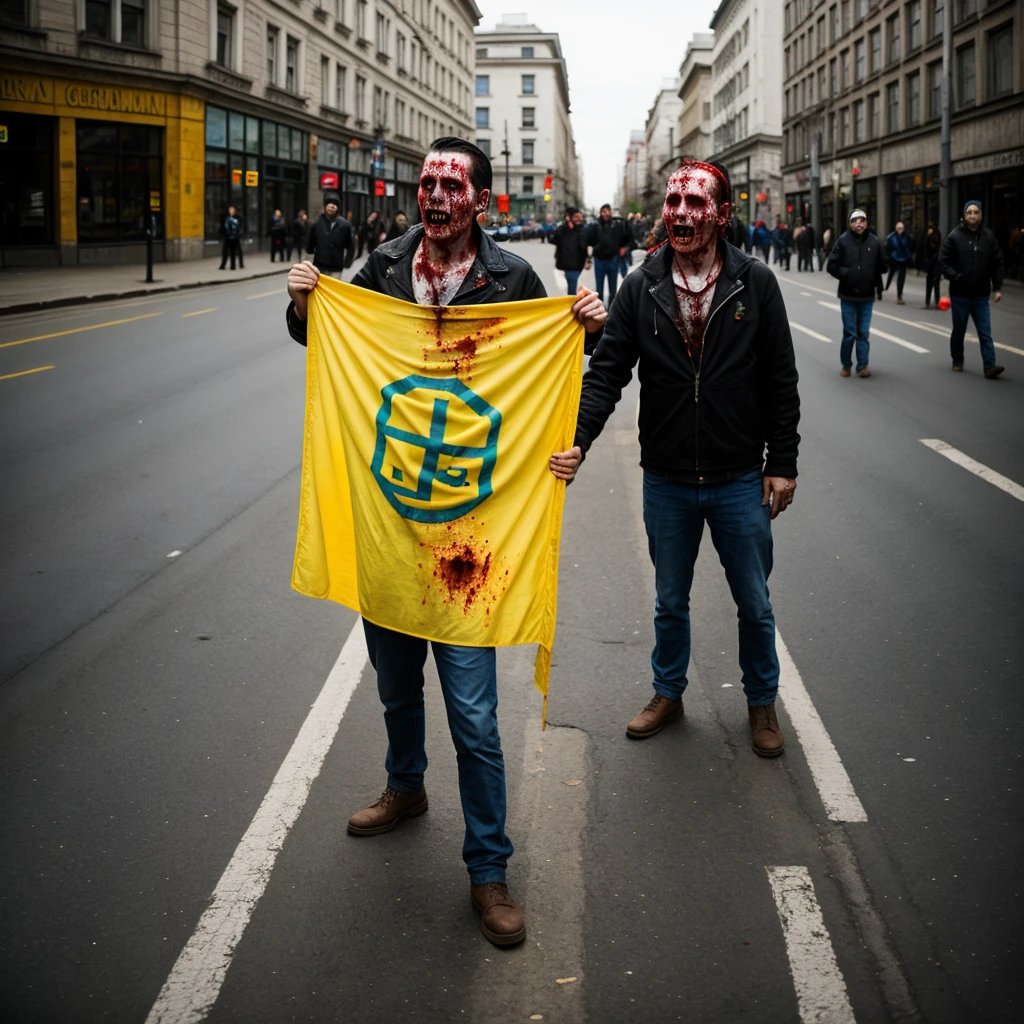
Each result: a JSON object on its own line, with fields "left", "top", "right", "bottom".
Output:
{"left": 600, "top": 203, "right": 612, "bottom": 212}
{"left": 566, "top": 206, "right": 579, "bottom": 216}
{"left": 427, "top": 137, "right": 492, "bottom": 194}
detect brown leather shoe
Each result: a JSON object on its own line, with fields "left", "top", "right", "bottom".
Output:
{"left": 748, "top": 704, "right": 785, "bottom": 758}
{"left": 471, "top": 882, "right": 526, "bottom": 946}
{"left": 626, "top": 693, "right": 683, "bottom": 739}
{"left": 840, "top": 367, "right": 851, "bottom": 377}
{"left": 857, "top": 367, "right": 872, "bottom": 378}
{"left": 347, "top": 786, "right": 428, "bottom": 835}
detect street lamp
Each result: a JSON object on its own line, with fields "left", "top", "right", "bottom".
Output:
{"left": 501, "top": 120, "right": 511, "bottom": 200}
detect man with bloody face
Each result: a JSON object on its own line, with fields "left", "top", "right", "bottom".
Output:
{"left": 549, "top": 160, "right": 801, "bottom": 758}
{"left": 285, "top": 138, "right": 607, "bottom": 947}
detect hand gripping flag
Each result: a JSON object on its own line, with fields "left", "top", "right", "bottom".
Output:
{"left": 292, "top": 277, "right": 584, "bottom": 722}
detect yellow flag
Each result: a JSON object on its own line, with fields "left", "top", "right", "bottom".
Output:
{"left": 292, "top": 277, "right": 584, "bottom": 716}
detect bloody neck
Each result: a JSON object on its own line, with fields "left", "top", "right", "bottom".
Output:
{"left": 673, "top": 240, "right": 721, "bottom": 292}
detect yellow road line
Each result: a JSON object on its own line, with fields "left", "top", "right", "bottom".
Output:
{"left": 0, "top": 312, "right": 162, "bottom": 349}
{"left": 0, "top": 364, "right": 55, "bottom": 380}
{"left": 245, "top": 288, "right": 285, "bottom": 300}
{"left": 182, "top": 308, "right": 218, "bottom": 317}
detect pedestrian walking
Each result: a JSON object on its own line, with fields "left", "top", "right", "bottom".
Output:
{"left": 827, "top": 208, "right": 887, "bottom": 378}
{"left": 548, "top": 159, "right": 800, "bottom": 759}
{"left": 796, "top": 221, "right": 816, "bottom": 272}
{"left": 924, "top": 224, "right": 942, "bottom": 308}
{"left": 752, "top": 221, "right": 771, "bottom": 263}
{"left": 269, "top": 209, "right": 288, "bottom": 262}
{"left": 289, "top": 209, "right": 309, "bottom": 262}
{"left": 305, "top": 191, "right": 355, "bottom": 279}
{"left": 285, "top": 137, "right": 607, "bottom": 947}
{"left": 883, "top": 220, "right": 913, "bottom": 303}
{"left": 385, "top": 210, "right": 410, "bottom": 241}
{"left": 553, "top": 206, "right": 589, "bottom": 296}
{"left": 820, "top": 226, "right": 832, "bottom": 271}
{"left": 358, "top": 210, "right": 383, "bottom": 259}
{"left": 939, "top": 201, "right": 1005, "bottom": 378}
{"left": 776, "top": 221, "right": 793, "bottom": 271}
{"left": 219, "top": 206, "right": 244, "bottom": 270}
{"left": 585, "top": 203, "right": 631, "bottom": 306}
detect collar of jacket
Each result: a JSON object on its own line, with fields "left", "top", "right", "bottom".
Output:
{"left": 641, "top": 240, "right": 754, "bottom": 303}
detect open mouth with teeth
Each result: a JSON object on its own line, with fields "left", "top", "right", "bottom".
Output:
{"left": 672, "top": 224, "right": 695, "bottom": 239}
{"left": 425, "top": 210, "right": 452, "bottom": 226}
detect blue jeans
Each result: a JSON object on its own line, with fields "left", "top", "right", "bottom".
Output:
{"left": 362, "top": 620, "right": 512, "bottom": 884}
{"left": 840, "top": 299, "right": 873, "bottom": 372}
{"left": 564, "top": 269, "right": 581, "bottom": 296}
{"left": 642, "top": 471, "right": 779, "bottom": 707}
{"left": 950, "top": 296, "right": 996, "bottom": 368}
{"left": 593, "top": 257, "right": 619, "bottom": 305}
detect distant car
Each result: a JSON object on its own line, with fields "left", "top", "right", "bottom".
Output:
{"left": 492, "top": 225, "right": 509, "bottom": 241}
{"left": 507, "top": 223, "right": 522, "bottom": 241}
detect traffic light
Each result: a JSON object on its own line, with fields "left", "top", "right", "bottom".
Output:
{"left": 374, "top": 179, "right": 386, "bottom": 197}
{"left": 543, "top": 175, "right": 552, "bottom": 191}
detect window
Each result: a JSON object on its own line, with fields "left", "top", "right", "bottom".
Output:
{"left": 335, "top": 64, "right": 347, "bottom": 110}
{"left": 827, "top": 111, "right": 835, "bottom": 151}
{"left": 830, "top": 4, "right": 839, "bottom": 43}
{"left": 522, "top": 140, "right": 534, "bottom": 164}
{"left": 955, "top": 0, "right": 977, "bottom": 21}
{"left": 321, "top": 57, "right": 330, "bottom": 105}
{"left": 475, "top": 106, "right": 489, "bottom": 129}
{"left": 818, "top": 66, "right": 826, "bottom": 100}
{"left": 355, "top": 75, "right": 366, "bottom": 121}
{"left": 988, "top": 24, "right": 1013, "bottom": 98}
{"left": 853, "top": 99, "right": 865, "bottom": 142}
{"left": 887, "top": 80, "right": 900, "bottom": 132}
{"left": 1, "top": 0, "right": 28, "bottom": 24}
{"left": 908, "top": 1, "right": 922, "bottom": 50}
{"left": 216, "top": 4, "right": 234, "bottom": 67}
{"left": 855, "top": 0, "right": 868, "bottom": 21}
{"left": 522, "top": 174, "right": 534, "bottom": 194}
{"left": 376, "top": 11, "right": 387, "bottom": 53}
{"left": 887, "top": 13, "right": 900, "bottom": 64}
{"left": 841, "top": 0, "right": 850, "bottom": 33}
{"left": 85, "top": 0, "right": 112, "bottom": 38}
{"left": 84, "top": 0, "right": 148, "bottom": 45}
{"left": 907, "top": 70, "right": 921, "bottom": 124}
{"left": 121, "top": 0, "right": 145, "bottom": 44}
{"left": 397, "top": 32, "right": 406, "bottom": 70}
{"left": 357, "top": 0, "right": 367, "bottom": 39}
{"left": 928, "top": 61, "right": 942, "bottom": 119}
{"left": 285, "top": 36, "right": 299, "bottom": 93}
{"left": 522, "top": 107, "right": 535, "bottom": 128}
{"left": 956, "top": 42, "right": 975, "bottom": 107}
{"left": 840, "top": 49, "right": 849, "bottom": 90}
{"left": 930, "top": 0, "right": 944, "bottom": 40}
{"left": 477, "top": 138, "right": 491, "bottom": 157}
{"left": 476, "top": 46, "right": 487, "bottom": 58}
{"left": 868, "top": 92, "right": 880, "bottom": 138}
{"left": 855, "top": 38, "right": 866, "bottom": 82}
{"left": 521, "top": 75, "right": 535, "bottom": 95}
{"left": 475, "top": 75, "right": 489, "bottom": 95}
{"left": 829, "top": 57, "right": 837, "bottom": 97}
{"left": 267, "top": 26, "right": 279, "bottom": 85}
{"left": 372, "top": 85, "right": 382, "bottom": 126}
{"left": 521, "top": 46, "right": 534, "bottom": 57}
{"left": 869, "top": 28, "right": 881, "bottom": 74}
{"left": 840, "top": 106, "right": 850, "bottom": 146}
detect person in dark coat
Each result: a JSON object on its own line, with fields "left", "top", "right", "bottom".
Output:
{"left": 357, "top": 210, "right": 382, "bottom": 259}
{"left": 796, "top": 221, "right": 816, "bottom": 272}
{"left": 269, "top": 209, "right": 288, "bottom": 262}
{"left": 553, "top": 207, "right": 589, "bottom": 296}
{"left": 585, "top": 204, "right": 631, "bottom": 306}
{"left": 219, "top": 206, "right": 244, "bottom": 270}
{"left": 939, "top": 200, "right": 1005, "bottom": 378}
{"left": 288, "top": 209, "right": 308, "bottom": 262}
{"left": 385, "top": 210, "right": 410, "bottom": 241}
{"left": 305, "top": 192, "right": 355, "bottom": 278}
{"left": 883, "top": 221, "right": 914, "bottom": 303}
{"left": 924, "top": 224, "right": 942, "bottom": 308}
{"left": 549, "top": 159, "right": 800, "bottom": 760}
{"left": 827, "top": 208, "right": 887, "bottom": 377}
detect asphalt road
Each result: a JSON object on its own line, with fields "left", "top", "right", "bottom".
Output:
{"left": 1, "top": 240, "right": 1022, "bottom": 1023}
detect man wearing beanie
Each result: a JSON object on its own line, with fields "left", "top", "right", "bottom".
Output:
{"left": 304, "top": 191, "right": 355, "bottom": 279}
{"left": 826, "top": 208, "right": 887, "bottom": 377}
{"left": 939, "top": 201, "right": 1005, "bottom": 378}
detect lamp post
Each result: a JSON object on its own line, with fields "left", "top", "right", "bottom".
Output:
{"left": 939, "top": 4, "right": 952, "bottom": 237}
{"left": 501, "top": 120, "right": 511, "bottom": 200}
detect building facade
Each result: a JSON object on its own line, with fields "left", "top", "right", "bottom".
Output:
{"left": 643, "top": 78, "right": 683, "bottom": 208}
{"left": 0, "top": 0, "right": 480, "bottom": 266}
{"left": 709, "top": 0, "right": 785, "bottom": 227}
{"left": 472, "top": 14, "right": 581, "bottom": 220}
{"left": 619, "top": 130, "right": 646, "bottom": 212}
{"left": 782, "top": 0, "right": 1023, "bottom": 277}
{"left": 677, "top": 33, "right": 715, "bottom": 164}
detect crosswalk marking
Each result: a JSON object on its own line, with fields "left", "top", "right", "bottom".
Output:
{"left": 920, "top": 439, "right": 1024, "bottom": 503}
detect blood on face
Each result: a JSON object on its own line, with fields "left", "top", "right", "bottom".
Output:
{"left": 417, "top": 153, "right": 479, "bottom": 244}
{"left": 662, "top": 166, "right": 729, "bottom": 257}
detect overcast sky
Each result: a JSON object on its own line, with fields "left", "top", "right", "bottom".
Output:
{"left": 475, "top": 3, "right": 722, "bottom": 209}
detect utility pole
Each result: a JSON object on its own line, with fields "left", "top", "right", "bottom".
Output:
{"left": 501, "top": 120, "right": 511, "bottom": 198}
{"left": 810, "top": 127, "right": 821, "bottom": 262}
{"left": 939, "top": 3, "right": 952, "bottom": 237}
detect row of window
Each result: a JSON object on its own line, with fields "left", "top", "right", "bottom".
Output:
{"left": 475, "top": 107, "right": 537, "bottom": 129}
{"left": 472, "top": 138, "right": 537, "bottom": 164}
{"left": 712, "top": 18, "right": 750, "bottom": 76}
{"left": 713, "top": 62, "right": 750, "bottom": 114}
{"left": 475, "top": 75, "right": 536, "bottom": 96}
{"left": 714, "top": 107, "right": 750, "bottom": 153}
{"left": 476, "top": 46, "right": 537, "bottom": 59}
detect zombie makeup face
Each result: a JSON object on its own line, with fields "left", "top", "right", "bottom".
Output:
{"left": 418, "top": 152, "right": 489, "bottom": 245}
{"left": 662, "top": 166, "right": 730, "bottom": 256}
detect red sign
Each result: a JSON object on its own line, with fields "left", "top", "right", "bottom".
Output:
{"left": 543, "top": 175, "right": 553, "bottom": 191}
{"left": 756, "top": 192, "right": 768, "bottom": 203}
{"left": 373, "top": 179, "right": 386, "bottom": 197}
{"left": 786, "top": 204, "right": 794, "bottom": 212}
{"left": 231, "top": 169, "right": 242, "bottom": 185}
{"left": 851, "top": 166, "right": 861, "bottom": 176}
{"left": 320, "top": 172, "right": 339, "bottom": 190}
{"left": 496, "top": 194, "right": 510, "bottom": 213}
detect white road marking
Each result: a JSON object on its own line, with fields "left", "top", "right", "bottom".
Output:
{"left": 800, "top": 291, "right": 813, "bottom": 296}
{"left": 145, "top": 620, "right": 369, "bottom": 1024}
{"left": 817, "top": 301, "right": 841, "bottom": 311}
{"left": 790, "top": 322, "right": 833, "bottom": 343}
{"left": 919, "top": 439, "right": 1024, "bottom": 503}
{"left": 767, "top": 866, "right": 856, "bottom": 1024}
{"left": 776, "top": 632, "right": 867, "bottom": 822}
{"left": 166, "top": 550, "right": 182, "bottom": 559}
{"left": 815, "top": 302, "right": 928, "bottom": 352}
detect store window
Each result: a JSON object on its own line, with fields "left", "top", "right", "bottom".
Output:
{"left": 0, "top": 114, "right": 55, "bottom": 247}
{"left": 77, "top": 121, "right": 162, "bottom": 244}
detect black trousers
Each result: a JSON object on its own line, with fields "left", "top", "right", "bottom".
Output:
{"left": 925, "top": 269, "right": 942, "bottom": 306}
{"left": 220, "top": 238, "right": 244, "bottom": 269}
{"left": 885, "top": 262, "right": 907, "bottom": 297}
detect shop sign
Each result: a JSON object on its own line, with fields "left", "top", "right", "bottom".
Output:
{"left": 0, "top": 76, "right": 54, "bottom": 104}
{"left": 149, "top": 191, "right": 161, "bottom": 211}
{"left": 349, "top": 138, "right": 361, "bottom": 148}
{"left": 756, "top": 192, "right": 768, "bottom": 203}
{"left": 373, "top": 179, "right": 386, "bottom": 197}
{"left": 64, "top": 83, "right": 164, "bottom": 116}
{"left": 952, "top": 147, "right": 1024, "bottom": 177}
{"left": 245, "top": 170, "right": 259, "bottom": 187}
{"left": 496, "top": 194, "right": 510, "bottom": 213}
{"left": 232, "top": 168, "right": 243, "bottom": 184}
{"left": 320, "top": 172, "right": 339, "bottom": 190}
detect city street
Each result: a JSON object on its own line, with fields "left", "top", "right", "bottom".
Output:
{"left": 1, "top": 240, "right": 1022, "bottom": 1023}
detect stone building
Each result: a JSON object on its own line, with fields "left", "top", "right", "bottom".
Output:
{"left": 677, "top": 33, "right": 715, "bottom": 164}
{"left": 643, "top": 77, "right": 683, "bottom": 207}
{"left": 781, "top": 0, "right": 1023, "bottom": 276}
{"left": 0, "top": 0, "right": 480, "bottom": 265}
{"left": 472, "top": 13, "right": 582, "bottom": 221}
{"left": 618, "top": 130, "right": 646, "bottom": 213}
{"left": 709, "top": 0, "right": 785, "bottom": 227}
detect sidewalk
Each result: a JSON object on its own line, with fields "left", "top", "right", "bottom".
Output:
{"left": 0, "top": 256, "right": 294, "bottom": 316}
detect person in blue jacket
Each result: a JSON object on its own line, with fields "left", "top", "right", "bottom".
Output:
{"left": 884, "top": 220, "right": 913, "bottom": 304}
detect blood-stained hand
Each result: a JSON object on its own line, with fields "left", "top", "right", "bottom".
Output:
{"left": 549, "top": 446, "right": 582, "bottom": 483}
{"left": 287, "top": 260, "right": 321, "bottom": 321}
{"left": 572, "top": 286, "right": 607, "bottom": 334}
{"left": 762, "top": 476, "right": 797, "bottom": 520}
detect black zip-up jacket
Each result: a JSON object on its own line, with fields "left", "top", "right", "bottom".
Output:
{"left": 586, "top": 217, "right": 631, "bottom": 260}
{"left": 826, "top": 229, "right": 887, "bottom": 302}
{"left": 574, "top": 240, "right": 800, "bottom": 483}
{"left": 306, "top": 213, "right": 356, "bottom": 271}
{"left": 553, "top": 221, "right": 588, "bottom": 271}
{"left": 286, "top": 223, "right": 546, "bottom": 344}
{"left": 938, "top": 223, "right": 1004, "bottom": 298}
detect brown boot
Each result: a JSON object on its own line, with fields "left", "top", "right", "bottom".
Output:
{"left": 347, "top": 786, "right": 428, "bottom": 835}
{"left": 748, "top": 704, "right": 785, "bottom": 758}
{"left": 471, "top": 882, "right": 526, "bottom": 946}
{"left": 626, "top": 693, "right": 683, "bottom": 739}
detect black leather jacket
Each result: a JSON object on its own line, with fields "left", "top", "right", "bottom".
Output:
{"left": 286, "top": 224, "right": 547, "bottom": 344}
{"left": 939, "top": 223, "right": 1004, "bottom": 298}
{"left": 575, "top": 240, "right": 800, "bottom": 483}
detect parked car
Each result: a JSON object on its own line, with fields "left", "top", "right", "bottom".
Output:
{"left": 507, "top": 223, "right": 522, "bottom": 241}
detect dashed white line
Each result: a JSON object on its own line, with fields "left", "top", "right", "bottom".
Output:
{"left": 767, "top": 866, "right": 856, "bottom": 1024}
{"left": 166, "top": 550, "right": 182, "bottom": 559}
{"left": 919, "top": 439, "right": 1024, "bottom": 503}
{"left": 815, "top": 302, "right": 928, "bottom": 352}
{"left": 776, "top": 631, "right": 867, "bottom": 823}
{"left": 790, "top": 322, "right": 833, "bottom": 344}
{"left": 145, "top": 619, "right": 368, "bottom": 1024}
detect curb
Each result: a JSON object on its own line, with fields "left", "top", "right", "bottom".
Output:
{"left": 0, "top": 266, "right": 290, "bottom": 317}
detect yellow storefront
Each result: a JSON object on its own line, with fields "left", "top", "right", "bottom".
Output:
{"left": 0, "top": 73, "right": 205, "bottom": 265}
